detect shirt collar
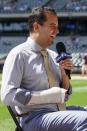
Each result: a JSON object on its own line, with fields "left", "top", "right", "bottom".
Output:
{"left": 26, "top": 37, "right": 47, "bottom": 53}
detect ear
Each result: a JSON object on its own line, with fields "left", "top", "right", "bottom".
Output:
{"left": 33, "top": 22, "right": 40, "bottom": 32}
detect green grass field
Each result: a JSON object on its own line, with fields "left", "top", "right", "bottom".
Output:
{"left": 66, "top": 79, "right": 87, "bottom": 106}
{"left": 0, "top": 73, "right": 87, "bottom": 131}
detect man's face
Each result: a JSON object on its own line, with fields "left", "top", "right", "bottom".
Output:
{"left": 37, "top": 12, "right": 59, "bottom": 48}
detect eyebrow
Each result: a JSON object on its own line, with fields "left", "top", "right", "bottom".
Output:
{"left": 50, "top": 23, "right": 57, "bottom": 25}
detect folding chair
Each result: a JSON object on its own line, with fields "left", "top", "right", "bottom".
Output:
{"left": 7, "top": 106, "right": 23, "bottom": 131}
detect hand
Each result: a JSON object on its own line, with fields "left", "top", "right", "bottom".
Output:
{"left": 59, "top": 59, "right": 74, "bottom": 71}
{"left": 59, "top": 59, "right": 74, "bottom": 90}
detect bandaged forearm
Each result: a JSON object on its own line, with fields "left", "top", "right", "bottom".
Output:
{"left": 27, "top": 87, "right": 67, "bottom": 106}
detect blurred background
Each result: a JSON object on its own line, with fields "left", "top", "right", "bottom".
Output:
{"left": 0, "top": 0, "right": 87, "bottom": 130}
{"left": 0, "top": 0, "right": 87, "bottom": 74}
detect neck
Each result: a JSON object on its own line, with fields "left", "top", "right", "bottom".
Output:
{"left": 30, "top": 33, "right": 47, "bottom": 49}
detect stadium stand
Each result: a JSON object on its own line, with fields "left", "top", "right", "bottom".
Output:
{"left": 0, "top": 36, "right": 26, "bottom": 71}
{"left": 0, "top": 0, "right": 87, "bottom": 73}
{"left": 49, "top": 35, "right": 87, "bottom": 72}
{"left": 0, "top": 36, "right": 87, "bottom": 72}
{"left": 44, "top": 0, "right": 87, "bottom": 12}
{"left": 0, "top": 0, "right": 87, "bottom": 13}
{"left": 0, "top": 36, "right": 26, "bottom": 54}
{"left": 0, "top": 0, "right": 49, "bottom": 12}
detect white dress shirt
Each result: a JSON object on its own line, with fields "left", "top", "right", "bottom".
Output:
{"left": 1, "top": 37, "right": 69, "bottom": 114}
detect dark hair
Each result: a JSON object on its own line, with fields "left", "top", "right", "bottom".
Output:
{"left": 28, "top": 6, "right": 57, "bottom": 32}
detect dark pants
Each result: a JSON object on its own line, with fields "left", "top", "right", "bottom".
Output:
{"left": 20, "top": 106, "right": 87, "bottom": 131}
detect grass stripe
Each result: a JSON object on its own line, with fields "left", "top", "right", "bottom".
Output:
{"left": 73, "top": 86, "right": 87, "bottom": 92}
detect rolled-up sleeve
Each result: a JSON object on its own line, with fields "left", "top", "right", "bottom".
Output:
{"left": 13, "top": 88, "right": 31, "bottom": 106}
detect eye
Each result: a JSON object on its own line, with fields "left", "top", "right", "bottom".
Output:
{"left": 49, "top": 24, "right": 58, "bottom": 30}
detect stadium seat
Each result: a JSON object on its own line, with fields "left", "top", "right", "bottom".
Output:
{"left": 7, "top": 106, "right": 23, "bottom": 131}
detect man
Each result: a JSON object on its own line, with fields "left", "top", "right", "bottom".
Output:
{"left": 82, "top": 55, "right": 87, "bottom": 76}
{"left": 1, "top": 6, "right": 87, "bottom": 131}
